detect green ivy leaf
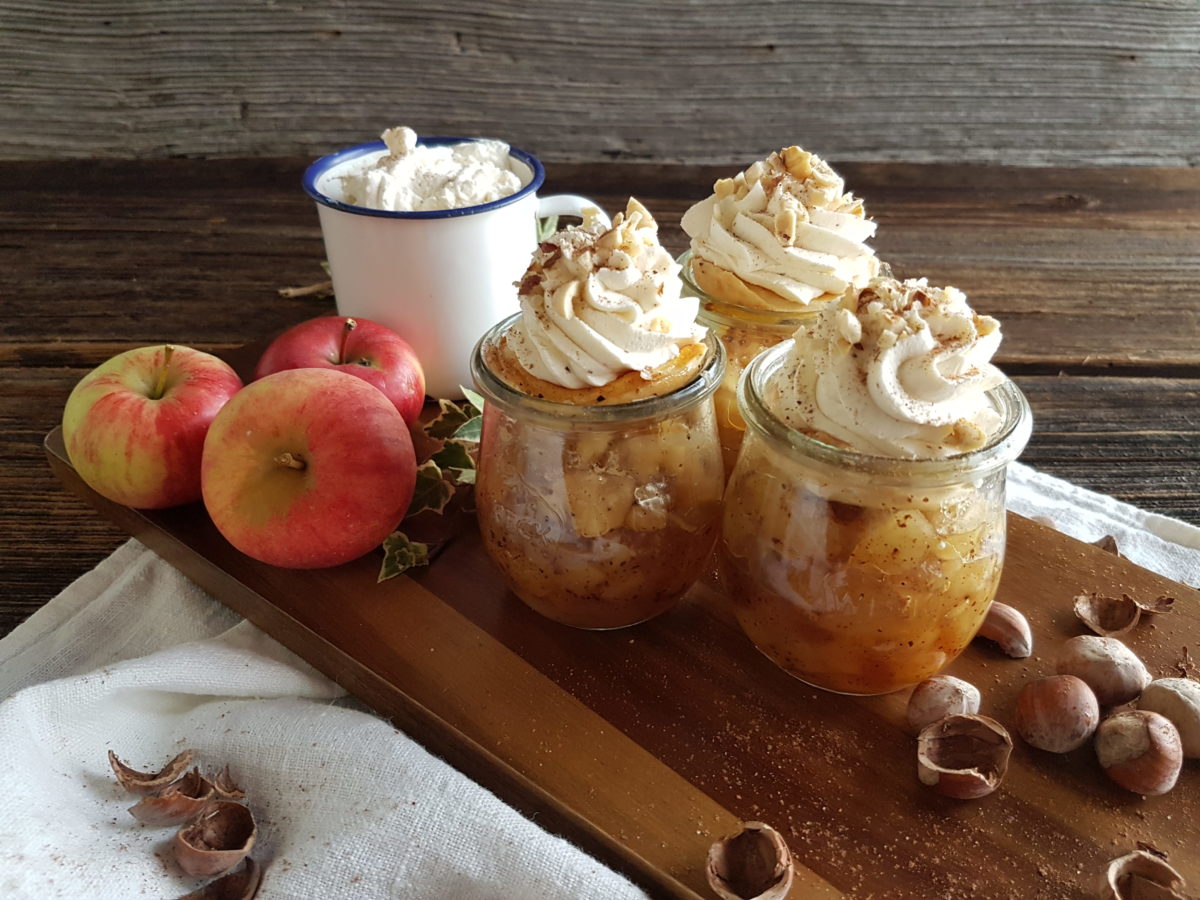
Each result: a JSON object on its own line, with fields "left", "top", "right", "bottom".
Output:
{"left": 459, "top": 386, "right": 486, "bottom": 416}
{"left": 378, "top": 531, "right": 430, "bottom": 582}
{"left": 407, "top": 460, "right": 454, "bottom": 516}
{"left": 450, "top": 416, "right": 482, "bottom": 443}
{"left": 424, "top": 398, "right": 471, "bottom": 440}
{"left": 431, "top": 440, "right": 475, "bottom": 471}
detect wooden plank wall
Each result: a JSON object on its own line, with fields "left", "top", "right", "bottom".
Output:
{"left": 2, "top": 0, "right": 1197, "bottom": 165}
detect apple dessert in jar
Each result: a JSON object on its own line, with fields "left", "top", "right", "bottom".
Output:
{"left": 472, "top": 200, "right": 726, "bottom": 630}
{"left": 719, "top": 276, "right": 1032, "bottom": 694}
{"left": 679, "top": 146, "right": 880, "bottom": 472}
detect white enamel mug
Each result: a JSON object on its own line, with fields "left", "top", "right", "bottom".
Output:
{"left": 303, "top": 138, "right": 607, "bottom": 399}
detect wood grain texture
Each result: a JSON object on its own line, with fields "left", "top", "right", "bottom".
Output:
{"left": 1, "top": 1, "right": 1198, "bottom": 165}
{"left": 43, "top": 431, "right": 1200, "bottom": 898}
{"left": 3, "top": 158, "right": 1197, "bottom": 635}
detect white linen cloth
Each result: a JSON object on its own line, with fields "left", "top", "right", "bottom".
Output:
{"left": 0, "top": 462, "right": 1197, "bottom": 899}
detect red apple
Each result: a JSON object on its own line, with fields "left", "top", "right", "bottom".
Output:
{"left": 62, "top": 345, "right": 243, "bottom": 508}
{"left": 201, "top": 368, "right": 417, "bottom": 568}
{"left": 255, "top": 316, "right": 425, "bottom": 423}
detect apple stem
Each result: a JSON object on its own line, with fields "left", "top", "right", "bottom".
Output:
{"left": 273, "top": 452, "right": 306, "bottom": 471}
{"left": 151, "top": 345, "right": 176, "bottom": 400}
{"left": 338, "top": 317, "right": 357, "bottom": 365}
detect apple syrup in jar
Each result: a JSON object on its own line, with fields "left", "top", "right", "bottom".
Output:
{"left": 719, "top": 277, "right": 1032, "bottom": 694}
{"left": 678, "top": 146, "right": 880, "bottom": 473}
{"left": 472, "top": 200, "right": 726, "bottom": 629}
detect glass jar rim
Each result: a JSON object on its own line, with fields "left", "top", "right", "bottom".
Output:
{"left": 471, "top": 313, "right": 726, "bottom": 425}
{"left": 678, "top": 249, "right": 833, "bottom": 329}
{"left": 738, "top": 339, "right": 1033, "bottom": 479}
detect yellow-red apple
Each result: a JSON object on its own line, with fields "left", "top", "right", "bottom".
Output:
{"left": 62, "top": 345, "right": 243, "bottom": 508}
{"left": 254, "top": 316, "right": 425, "bottom": 423}
{"left": 201, "top": 368, "right": 417, "bottom": 568}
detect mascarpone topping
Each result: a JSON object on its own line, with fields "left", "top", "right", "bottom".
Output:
{"left": 681, "top": 146, "right": 879, "bottom": 307}
{"left": 768, "top": 276, "right": 1007, "bottom": 458}
{"left": 509, "top": 199, "right": 705, "bottom": 389}
{"left": 332, "top": 126, "right": 525, "bottom": 212}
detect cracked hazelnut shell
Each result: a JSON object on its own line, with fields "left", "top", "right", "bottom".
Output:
{"left": 109, "top": 749, "right": 196, "bottom": 796}
{"left": 129, "top": 767, "right": 216, "bottom": 826}
{"left": 917, "top": 714, "right": 1013, "bottom": 800}
{"left": 1100, "top": 849, "right": 1192, "bottom": 900}
{"left": 174, "top": 800, "right": 257, "bottom": 878}
{"left": 1073, "top": 592, "right": 1140, "bottom": 638}
{"left": 706, "top": 821, "right": 793, "bottom": 900}
{"left": 974, "top": 602, "right": 1032, "bottom": 658}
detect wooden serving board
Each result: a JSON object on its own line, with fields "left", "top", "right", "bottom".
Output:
{"left": 46, "top": 427, "right": 1200, "bottom": 899}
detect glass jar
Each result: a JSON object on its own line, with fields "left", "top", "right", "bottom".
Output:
{"left": 719, "top": 340, "right": 1033, "bottom": 694}
{"left": 679, "top": 251, "right": 826, "bottom": 474}
{"left": 471, "top": 314, "right": 727, "bottom": 630}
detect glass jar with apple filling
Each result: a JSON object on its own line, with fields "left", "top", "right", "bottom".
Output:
{"left": 719, "top": 340, "right": 1032, "bottom": 695}
{"left": 471, "top": 315, "right": 727, "bottom": 630}
{"left": 679, "top": 251, "right": 826, "bottom": 475}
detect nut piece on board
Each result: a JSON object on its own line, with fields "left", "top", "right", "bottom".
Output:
{"left": 917, "top": 714, "right": 1013, "bottom": 799}
{"left": 108, "top": 749, "right": 196, "bottom": 796}
{"left": 1099, "top": 849, "right": 1192, "bottom": 900}
{"left": 1095, "top": 710, "right": 1183, "bottom": 796}
{"left": 974, "top": 602, "right": 1033, "bottom": 658}
{"left": 706, "top": 821, "right": 793, "bottom": 900}
{"left": 1056, "top": 635, "right": 1151, "bottom": 707}
{"left": 1073, "top": 593, "right": 1140, "bottom": 638}
{"left": 907, "top": 676, "right": 981, "bottom": 733}
{"left": 1015, "top": 675, "right": 1100, "bottom": 753}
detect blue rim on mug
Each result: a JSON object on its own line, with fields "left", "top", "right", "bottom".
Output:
{"left": 302, "top": 137, "right": 546, "bottom": 220}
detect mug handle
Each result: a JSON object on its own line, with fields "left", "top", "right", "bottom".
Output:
{"left": 536, "top": 194, "right": 611, "bottom": 230}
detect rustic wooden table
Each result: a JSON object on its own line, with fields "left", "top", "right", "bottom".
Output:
{"left": 2, "top": 159, "right": 1198, "bottom": 637}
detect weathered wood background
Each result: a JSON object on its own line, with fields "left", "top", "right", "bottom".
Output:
{"left": 2, "top": 0, "right": 1198, "bottom": 165}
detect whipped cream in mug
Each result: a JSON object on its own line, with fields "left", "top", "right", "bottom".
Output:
{"left": 332, "top": 126, "right": 526, "bottom": 212}
{"left": 509, "top": 199, "right": 705, "bottom": 389}
{"left": 767, "top": 275, "right": 1007, "bottom": 458}
{"left": 682, "top": 146, "right": 878, "bottom": 307}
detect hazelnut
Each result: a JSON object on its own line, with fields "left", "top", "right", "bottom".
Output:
{"left": 706, "top": 821, "right": 793, "bottom": 900}
{"left": 974, "top": 602, "right": 1033, "bottom": 658}
{"left": 1095, "top": 710, "right": 1183, "bottom": 796}
{"left": 1139, "top": 678, "right": 1200, "bottom": 758}
{"left": 1056, "top": 635, "right": 1151, "bottom": 707}
{"left": 1014, "top": 675, "right": 1100, "bottom": 753}
{"left": 906, "top": 675, "right": 981, "bottom": 733}
{"left": 917, "top": 714, "right": 1013, "bottom": 799}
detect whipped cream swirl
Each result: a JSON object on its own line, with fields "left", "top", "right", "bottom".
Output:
{"left": 682, "top": 146, "right": 879, "bottom": 307}
{"left": 768, "top": 276, "right": 1007, "bottom": 458}
{"left": 333, "top": 126, "right": 525, "bottom": 212}
{"left": 509, "top": 199, "right": 705, "bottom": 389}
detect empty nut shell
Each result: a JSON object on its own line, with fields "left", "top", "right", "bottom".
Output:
{"left": 917, "top": 714, "right": 1013, "bottom": 800}
{"left": 1100, "top": 849, "right": 1191, "bottom": 900}
{"left": 906, "top": 676, "right": 981, "bottom": 733}
{"left": 1095, "top": 710, "right": 1183, "bottom": 796}
{"left": 109, "top": 749, "right": 195, "bottom": 796}
{"left": 1073, "top": 592, "right": 1140, "bottom": 638}
{"left": 212, "top": 765, "right": 246, "bottom": 800}
{"left": 174, "top": 800, "right": 257, "bottom": 878}
{"left": 1139, "top": 678, "right": 1200, "bottom": 758}
{"left": 1015, "top": 675, "right": 1100, "bottom": 753}
{"left": 706, "top": 821, "right": 793, "bottom": 900}
{"left": 129, "top": 767, "right": 215, "bottom": 825}
{"left": 1056, "top": 635, "right": 1151, "bottom": 707}
{"left": 974, "top": 602, "right": 1033, "bottom": 658}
